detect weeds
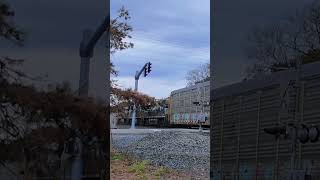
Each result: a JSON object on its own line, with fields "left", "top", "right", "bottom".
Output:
{"left": 154, "top": 166, "right": 170, "bottom": 177}
{"left": 128, "top": 160, "right": 149, "bottom": 174}
{"left": 111, "top": 152, "right": 124, "bottom": 161}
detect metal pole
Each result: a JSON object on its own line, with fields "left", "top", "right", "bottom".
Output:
{"left": 72, "top": 29, "right": 92, "bottom": 180}
{"left": 71, "top": 134, "right": 83, "bottom": 180}
{"left": 219, "top": 100, "right": 225, "bottom": 180}
{"left": 298, "top": 82, "right": 305, "bottom": 170}
{"left": 131, "top": 104, "right": 136, "bottom": 129}
{"left": 74, "top": 14, "right": 109, "bottom": 180}
{"left": 197, "top": 85, "right": 203, "bottom": 132}
{"left": 200, "top": 101, "right": 204, "bottom": 132}
{"left": 79, "top": 57, "right": 91, "bottom": 95}
{"left": 79, "top": 30, "right": 93, "bottom": 96}
{"left": 135, "top": 72, "right": 139, "bottom": 91}
{"left": 131, "top": 71, "right": 139, "bottom": 129}
{"left": 290, "top": 58, "right": 302, "bottom": 180}
{"left": 255, "top": 91, "right": 261, "bottom": 180}
{"left": 236, "top": 96, "right": 242, "bottom": 180}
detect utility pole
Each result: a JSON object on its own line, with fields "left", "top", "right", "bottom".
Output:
{"left": 72, "top": 15, "right": 109, "bottom": 180}
{"left": 131, "top": 62, "right": 152, "bottom": 129}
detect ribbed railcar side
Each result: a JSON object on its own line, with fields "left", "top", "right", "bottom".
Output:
{"left": 169, "top": 81, "right": 210, "bottom": 126}
{"left": 210, "top": 61, "right": 320, "bottom": 180}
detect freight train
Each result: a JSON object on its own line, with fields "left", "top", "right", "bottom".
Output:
{"left": 168, "top": 80, "right": 210, "bottom": 127}
{"left": 116, "top": 80, "right": 210, "bottom": 128}
{"left": 210, "top": 61, "right": 320, "bottom": 179}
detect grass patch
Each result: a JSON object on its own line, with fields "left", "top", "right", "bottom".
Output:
{"left": 111, "top": 152, "right": 124, "bottom": 161}
{"left": 134, "top": 174, "right": 148, "bottom": 180}
{"left": 154, "top": 166, "right": 170, "bottom": 177}
{"left": 128, "top": 160, "right": 149, "bottom": 174}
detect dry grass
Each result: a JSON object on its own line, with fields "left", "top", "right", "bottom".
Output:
{"left": 110, "top": 148, "right": 192, "bottom": 180}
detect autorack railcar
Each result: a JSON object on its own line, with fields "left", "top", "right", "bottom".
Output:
{"left": 210, "top": 61, "right": 320, "bottom": 180}
{"left": 168, "top": 80, "right": 210, "bottom": 127}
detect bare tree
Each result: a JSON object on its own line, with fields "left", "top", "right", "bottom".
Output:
{"left": 186, "top": 62, "right": 210, "bottom": 86}
{"left": 245, "top": 0, "right": 320, "bottom": 79}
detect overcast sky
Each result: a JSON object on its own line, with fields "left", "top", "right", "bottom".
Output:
{"left": 1, "top": 0, "right": 209, "bottom": 99}
{"left": 0, "top": 0, "right": 315, "bottom": 99}
{"left": 111, "top": 0, "right": 210, "bottom": 99}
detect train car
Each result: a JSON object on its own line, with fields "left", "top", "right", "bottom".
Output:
{"left": 210, "top": 61, "right": 320, "bottom": 179}
{"left": 169, "top": 80, "right": 210, "bottom": 127}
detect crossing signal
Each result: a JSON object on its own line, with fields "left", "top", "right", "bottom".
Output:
{"left": 264, "top": 124, "right": 320, "bottom": 144}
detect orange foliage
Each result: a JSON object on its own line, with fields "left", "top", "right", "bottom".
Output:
{"left": 111, "top": 87, "right": 156, "bottom": 114}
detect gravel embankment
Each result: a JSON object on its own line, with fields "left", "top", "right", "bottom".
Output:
{"left": 111, "top": 130, "right": 209, "bottom": 175}
{"left": 111, "top": 134, "right": 147, "bottom": 149}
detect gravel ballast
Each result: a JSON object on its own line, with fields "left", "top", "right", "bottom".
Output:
{"left": 111, "top": 130, "right": 209, "bottom": 176}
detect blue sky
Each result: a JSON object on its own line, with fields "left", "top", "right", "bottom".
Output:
{"left": 111, "top": 0, "right": 210, "bottom": 99}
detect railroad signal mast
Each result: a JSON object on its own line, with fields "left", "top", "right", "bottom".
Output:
{"left": 74, "top": 15, "right": 109, "bottom": 180}
{"left": 131, "top": 62, "right": 152, "bottom": 129}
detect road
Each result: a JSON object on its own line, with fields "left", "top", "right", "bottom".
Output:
{"left": 111, "top": 125, "right": 210, "bottom": 135}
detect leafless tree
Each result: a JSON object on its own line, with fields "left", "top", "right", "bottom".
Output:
{"left": 245, "top": 0, "right": 320, "bottom": 79}
{"left": 186, "top": 62, "right": 210, "bottom": 86}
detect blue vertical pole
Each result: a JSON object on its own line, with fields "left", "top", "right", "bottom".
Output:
{"left": 71, "top": 135, "right": 83, "bottom": 180}
{"left": 131, "top": 71, "right": 139, "bottom": 129}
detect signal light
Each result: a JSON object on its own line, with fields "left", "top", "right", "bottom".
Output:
{"left": 297, "top": 125, "right": 309, "bottom": 144}
{"left": 144, "top": 68, "right": 147, "bottom": 77}
{"left": 147, "top": 62, "right": 152, "bottom": 73}
{"left": 297, "top": 125, "right": 319, "bottom": 143}
{"left": 309, "top": 126, "right": 319, "bottom": 143}
{"left": 144, "top": 62, "right": 152, "bottom": 77}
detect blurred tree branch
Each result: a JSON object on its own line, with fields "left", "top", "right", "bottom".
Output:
{"left": 245, "top": 0, "right": 320, "bottom": 79}
{"left": 186, "top": 62, "right": 210, "bottom": 86}
{"left": 0, "top": 0, "right": 24, "bottom": 45}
